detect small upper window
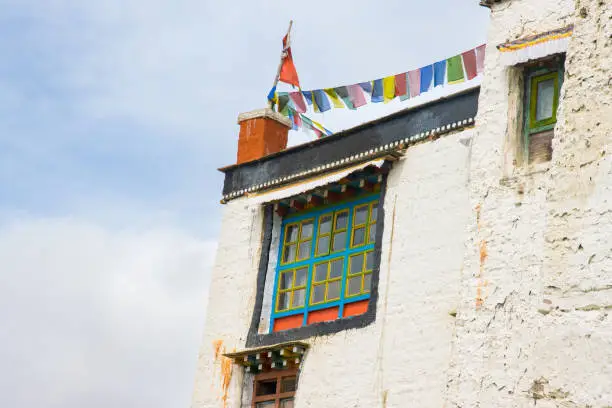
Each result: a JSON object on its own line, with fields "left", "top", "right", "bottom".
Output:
{"left": 523, "top": 56, "right": 564, "bottom": 164}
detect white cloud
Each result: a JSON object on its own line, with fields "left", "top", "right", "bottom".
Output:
{"left": 0, "top": 216, "right": 215, "bottom": 408}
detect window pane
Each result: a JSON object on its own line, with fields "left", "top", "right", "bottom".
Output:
{"left": 327, "top": 280, "right": 340, "bottom": 300}
{"left": 329, "top": 258, "right": 343, "bottom": 279}
{"left": 364, "top": 273, "right": 372, "bottom": 292}
{"left": 319, "top": 215, "right": 332, "bottom": 234}
{"left": 354, "top": 206, "right": 368, "bottom": 225}
{"left": 278, "top": 292, "right": 290, "bottom": 311}
{"left": 281, "top": 377, "right": 297, "bottom": 392}
{"left": 311, "top": 284, "right": 325, "bottom": 303}
{"left": 332, "top": 231, "right": 347, "bottom": 252}
{"left": 352, "top": 227, "right": 366, "bottom": 246}
{"left": 286, "top": 225, "right": 298, "bottom": 243}
{"left": 280, "top": 271, "right": 293, "bottom": 290}
{"left": 256, "top": 379, "right": 277, "bottom": 396}
{"left": 280, "top": 398, "right": 295, "bottom": 408}
{"left": 297, "top": 241, "right": 311, "bottom": 260}
{"left": 295, "top": 267, "right": 308, "bottom": 287}
{"left": 350, "top": 253, "right": 364, "bottom": 274}
{"left": 335, "top": 211, "right": 348, "bottom": 230}
{"left": 368, "top": 224, "right": 376, "bottom": 244}
{"left": 256, "top": 401, "right": 276, "bottom": 408}
{"left": 292, "top": 289, "right": 305, "bottom": 308}
{"left": 365, "top": 251, "right": 374, "bottom": 271}
{"left": 314, "top": 263, "right": 327, "bottom": 282}
{"left": 301, "top": 221, "right": 313, "bottom": 239}
{"left": 536, "top": 78, "right": 555, "bottom": 121}
{"left": 316, "top": 236, "right": 330, "bottom": 256}
{"left": 283, "top": 244, "right": 296, "bottom": 263}
{"left": 347, "top": 276, "right": 361, "bottom": 296}
{"left": 370, "top": 204, "right": 378, "bottom": 222}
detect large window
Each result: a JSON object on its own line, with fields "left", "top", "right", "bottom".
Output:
{"left": 252, "top": 369, "right": 297, "bottom": 408}
{"left": 523, "top": 57, "right": 564, "bottom": 163}
{"left": 271, "top": 194, "right": 379, "bottom": 332}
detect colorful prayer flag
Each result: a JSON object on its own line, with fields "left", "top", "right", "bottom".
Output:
{"left": 371, "top": 79, "right": 383, "bottom": 103}
{"left": 278, "top": 93, "right": 290, "bottom": 113}
{"left": 294, "top": 111, "right": 302, "bottom": 128}
{"left": 313, "top": 89, "right": 331, "bottom": 112}
{"left": 475, "top": 44, "right": 486, "bottom": 74}
{"left": 279, "top": 34, "right": 301, "bottom": 88}
{"left": 433, "top": 60, "right": 446, "bottom": 87}
{"left": 324, "top": 88, "right": 345, "bottom": 108}
{"left": 302, "top": 90, "right": 314, "bottom": 106}
{"left": 347, "top": 84, "right": 367, "bottom": 108}
{"left": 359, "top": 81, "right": 373, "bottom": 94}
{"left": 289, "top": 92, "right": 307, "bottom": 113}
{"left": 462, "top": 49, "right": 478, "bottom": 80}
{"left": 419, "top": 65, "right": 434, "bottom": 93}
{"left": 394, "top": 73, "right": 407, "bottom": 98}
{"left": 267, "top": 86, "right": 277, "bottom": 104}
{"left": 408, "top": 69, "right": 421, "bottom": 97}
{"left": 334, "top": 86, "right": 355, "bottom": 109}
{"left": 382, "top": 75, "right": 396, "bottom": 103}
{"left": 446, "top": 55, "right": 465, "bottom": 84}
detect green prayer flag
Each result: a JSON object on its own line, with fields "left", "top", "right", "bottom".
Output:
{"left": 446, "top": 55, "right": 465, "bottom": 84}
{"left": 334, "top": 86, "right": 355, "bottom": 109}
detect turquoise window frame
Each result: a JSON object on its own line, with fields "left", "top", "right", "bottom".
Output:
{"left": 270, "top": 194, "right": 380, "bottom": 332}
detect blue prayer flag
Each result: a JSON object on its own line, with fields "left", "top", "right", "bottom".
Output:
{"left": 434, "top": 60, "right": 446, "bottom": 87}
{"left": 267, "top": 86, "right": 277, "bottom": 102}
{"left": 359, "top": 81, "right": 373, "bottom": 94}
{"left": 302, "top": 91, "right": 314, "bottom": 105}
{"left": 371, "top": 79, "right": 383, "bottom": 103}
{"left": 420, "top": 65, "right": 434, "bottom": 93}
{"left": 313, "top": 89, "right": 331, "bottom": 112}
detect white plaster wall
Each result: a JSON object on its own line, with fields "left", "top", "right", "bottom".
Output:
{"left": 447, "top": 1, "right": 612, "bottom": 407}
{"left": 191, "top": 202, "right": 265, "bottom": 408}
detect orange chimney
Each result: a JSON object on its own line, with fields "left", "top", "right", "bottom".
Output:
{"left": 236, "top": 108, "right": 293, "bottom": 164}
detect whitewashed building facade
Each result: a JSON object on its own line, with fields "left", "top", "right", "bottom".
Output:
{"left": 192, "top": 1, "right": 611, "bottom": 407}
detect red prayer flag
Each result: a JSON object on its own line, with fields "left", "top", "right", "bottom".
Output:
{"left": 462, "top": 49, "right": 478, "bottom": 80}
{"left": 475, "top": 44, "right": 486, "bottom": 74}
{"left": 394, "top": 73, "right": 407, "bottom": 97}
{"left": 279, "top": 34, "right": 301, "bottom": 88}
{"left": 293, "top": 112, "right": 302, "bottom": 128}
{"left": 289, "top": 92, "right": 307, "bottom": 113}
{"left": 347, "top": 84, "right": 366, "bottom": 108}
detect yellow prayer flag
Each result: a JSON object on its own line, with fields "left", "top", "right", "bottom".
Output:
{"left": 324, "top": 88, "right": 345, "bottom": 109}
{"left": 382, "top": 75, "right": 396, "bottom": 103}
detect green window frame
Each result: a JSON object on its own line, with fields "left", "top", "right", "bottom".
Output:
{"left": 346, "top": 250, "right": 374, "bottom": 298}
{"left": 310, "top": 257, "right": 343, "bottom": 305}
{"left": 523, "top": 59, "right": 564, "bottom": 159}
{"left": 280, "top": 219, "right": 314, "bottom": 265}
{"left": 271, "top": 194, "right": 380, "bottom": 329}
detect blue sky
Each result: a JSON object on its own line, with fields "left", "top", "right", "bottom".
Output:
{"left": 0, "top": 1, "right": 489, "bottom": 407}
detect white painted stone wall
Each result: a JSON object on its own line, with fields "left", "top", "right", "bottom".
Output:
{"left": 193, "top": 1, "right": 611, "bottom": 407}
{"left": 191, "top": 129, "right": 474, "bottom": 408}
{"left": 447, "top": 0, "right": 612, "bottom": 407}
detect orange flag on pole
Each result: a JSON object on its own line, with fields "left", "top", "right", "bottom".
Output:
{"left": 279, "top": 33, "right": 301, "bottom": 88}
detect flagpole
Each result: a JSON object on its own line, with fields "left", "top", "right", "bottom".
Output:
{"left": 268, "top": 20, "right": 293, "bottom": 109}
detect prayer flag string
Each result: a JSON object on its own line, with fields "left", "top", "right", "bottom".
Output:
{"left": 268, "top": 44, "right": 485, "bottom": 138}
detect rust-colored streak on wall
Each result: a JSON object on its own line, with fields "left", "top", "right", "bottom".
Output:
{"left": 343, "top": 300, "right": 369, "bottom": 317}
{"left": 307, "top": 307, "right": 339, "bottom": 325}
{"left": 211, "top": 340, "right": 233, "bottom": 408}
{"left": 237, "top": 117, "right": 289, "bottom": 164}
{"left": 273, "top": 314, "right": 303, "bottom": 332}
